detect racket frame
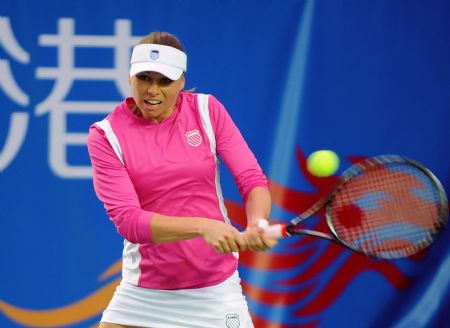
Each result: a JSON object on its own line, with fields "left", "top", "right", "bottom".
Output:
{"left": 283, "top": 155, "right": 448, "bottom": 258}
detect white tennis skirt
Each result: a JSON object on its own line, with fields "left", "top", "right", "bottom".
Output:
{"left": 101, "top": 270, "right": 253, "bottom": 328}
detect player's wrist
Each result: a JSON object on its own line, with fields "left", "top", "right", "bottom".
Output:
{"left": 247, "top": 218, "right": 268, "bottom": 228}
{"left": 191, "top": 217, "right": 208, "bottom": 237}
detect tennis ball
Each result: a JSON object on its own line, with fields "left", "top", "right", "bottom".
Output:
{"left": 306, "top": 150, "right": 340, "bottom": 177}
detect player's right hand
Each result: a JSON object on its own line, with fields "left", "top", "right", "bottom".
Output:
{"left": 199, "top": 220, "right": 247, "bottom": 253}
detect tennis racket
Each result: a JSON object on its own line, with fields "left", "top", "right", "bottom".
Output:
{"left": 261, "top": 155, "right": 448, "bottom": 259}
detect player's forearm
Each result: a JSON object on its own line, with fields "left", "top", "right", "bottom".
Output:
{"left": 150, "top": 214, "right": 247, "bottom": 253}
{"left": 245, "top": 186, "right": 272, "bottom": 226}
{"left": 150, "top": 213, "right": 210, "bottom": 243}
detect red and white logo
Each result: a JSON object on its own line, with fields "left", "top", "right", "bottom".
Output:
{"left": 185, "top": 130, "right": 202, "bottom": 147}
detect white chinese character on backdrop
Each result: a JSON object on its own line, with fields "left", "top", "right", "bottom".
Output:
{"left": 0, "top": 16, "right": 30, "bottom": 171}
{"left": 35, "top": 18, "right": 140, "bottom": 178}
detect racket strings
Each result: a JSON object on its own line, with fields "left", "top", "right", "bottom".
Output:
{"left": 329, "top": 162, "right": 445, "bottom": 258}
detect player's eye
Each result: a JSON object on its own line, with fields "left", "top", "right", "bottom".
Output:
{"left": 136, "top": 74, "right": 150, "bottom": 81}
{"left": 159, "top": 77, "right": 173, "bottom": 85}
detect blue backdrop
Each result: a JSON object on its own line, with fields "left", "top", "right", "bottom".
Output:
{"left": 1, "top": 1, "right": 449, "bottom": 327}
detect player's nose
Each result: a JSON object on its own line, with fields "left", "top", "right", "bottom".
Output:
{"left": 147, "top": 82, "right": 158, "bottom": 95}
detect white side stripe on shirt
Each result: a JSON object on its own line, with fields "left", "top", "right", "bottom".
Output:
{"left": 196, "top": 94, "right": 235, "bottom": 254}
{"left": 95, "top": 119, "right": 125, "bottom": 166}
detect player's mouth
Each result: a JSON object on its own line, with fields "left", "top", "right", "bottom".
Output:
{"left": 144, "top": 99, "right": 162, "bottom": 106}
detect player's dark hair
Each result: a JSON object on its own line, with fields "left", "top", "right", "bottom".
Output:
{"left": 138, "top": 31, "right": 185, "bottom": 52}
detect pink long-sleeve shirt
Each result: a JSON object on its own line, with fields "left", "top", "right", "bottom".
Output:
{"left": 88, "top": 92, "right": 268, "bottom": 289}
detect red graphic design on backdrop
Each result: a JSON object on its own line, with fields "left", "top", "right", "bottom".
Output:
{"left": 1, "top": 148, "right": 425, "bottom": 328}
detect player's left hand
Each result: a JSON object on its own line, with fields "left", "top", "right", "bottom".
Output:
{"left": 243, "top": 220, "right": 277, "bottom": 251}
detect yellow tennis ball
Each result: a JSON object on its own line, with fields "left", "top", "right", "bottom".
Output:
{"left": 307, "top": 150, "right": 340, "bottom": 177}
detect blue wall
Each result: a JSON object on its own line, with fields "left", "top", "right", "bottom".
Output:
{"left": 1, "top": 1, "right": 449, "bottom": 327}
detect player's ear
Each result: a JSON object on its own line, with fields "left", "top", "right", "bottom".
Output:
{"left": 179, "top": 74, "right": 185, "bottom": 90}
{"left": 128, "top": 76, "right": 131, "bottom": 85}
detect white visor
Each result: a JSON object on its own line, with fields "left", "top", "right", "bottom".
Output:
{"left": 130, "top": 44, "right": 187, "bottom": 80}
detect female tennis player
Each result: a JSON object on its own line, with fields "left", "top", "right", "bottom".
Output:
{"left": 87, "top": 31, "right": 277, "bottom": 328}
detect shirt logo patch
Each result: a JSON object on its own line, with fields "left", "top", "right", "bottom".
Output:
{"left": 185, "top": 130, "right": 202, "bottom": 147}
{"left": 226, "top": 314, "right": 240, "bottom": 328}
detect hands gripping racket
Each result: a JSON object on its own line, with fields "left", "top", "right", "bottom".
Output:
{"left": 261, "top": 155, "right": 448, "bottom": 259}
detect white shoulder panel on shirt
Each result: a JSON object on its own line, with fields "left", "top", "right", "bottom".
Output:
{"left": 95, "top": 119, "right": 125, "bottom": 166}
{"left": 196, "top": 93, "right": 216, "bottom": 155}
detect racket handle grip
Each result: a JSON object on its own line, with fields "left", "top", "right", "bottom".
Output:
{"left": 258, "top": 220, "right": 289, "bottom": 239}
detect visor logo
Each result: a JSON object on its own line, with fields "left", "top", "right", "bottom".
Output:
{"left": 186, "top": 130, "right": 202, "bottom": 147}
{"left": 150, "top": 49, "right": 159, "bottom": 60}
